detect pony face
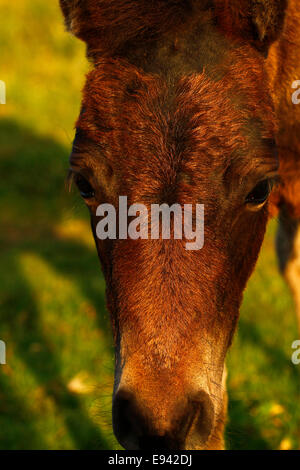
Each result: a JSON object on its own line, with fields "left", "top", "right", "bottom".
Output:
{"left": 62, "top": 0, "right": 286, "bottom": 450}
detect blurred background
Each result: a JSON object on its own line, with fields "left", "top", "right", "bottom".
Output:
{"left": 0, "top": 0, "right": 299, "bottom": 450}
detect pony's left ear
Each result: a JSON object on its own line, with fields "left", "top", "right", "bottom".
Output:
{"left": 215, "top": 0, "right": 288, "bottom": 55}
{"left": 251, "top": 0, "right": 287, "bottom": 50}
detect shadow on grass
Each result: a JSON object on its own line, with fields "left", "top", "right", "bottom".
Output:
{"left": 226, "top": 397, "right": 271, "bottom": 450}
{"left": 238, "top": 317, "right": 299, "bottom": 383}
{"left": 0, "top": 373, "right": 49, "bottom": 450}
{"left": 226, "top": 314, "right": 300, "bottom": 449}
{"left": 0, "top": 255, "right": 110, "bottom": 450}
{"left": 0, "top": 118, "right": 112, "bottom": 449}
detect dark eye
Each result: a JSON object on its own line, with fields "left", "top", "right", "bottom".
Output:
{"left": 245, "top": 179, "right": 273, "bottom": 206}
{"left": 75, "top": 174, "right": 95, "bottom": 199}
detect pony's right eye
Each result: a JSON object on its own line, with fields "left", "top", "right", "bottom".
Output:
{"left": 75, "top": 174, "right": 95, "bottom": 199}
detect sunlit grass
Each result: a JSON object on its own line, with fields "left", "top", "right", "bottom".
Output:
{"left": 0, "top": 0, "right": 299, "bottom": 450}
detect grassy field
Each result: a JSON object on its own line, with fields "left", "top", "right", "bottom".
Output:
{"left": 0, "top": 0, "right": 299, "bottom": 450}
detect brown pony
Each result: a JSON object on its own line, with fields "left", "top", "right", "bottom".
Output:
{"left": 60, "top": 0, "right": 300, "bottom": 450}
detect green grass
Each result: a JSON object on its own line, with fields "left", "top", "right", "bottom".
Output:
{"left": 0, "top": 0, "right": 299, "bottom": 450}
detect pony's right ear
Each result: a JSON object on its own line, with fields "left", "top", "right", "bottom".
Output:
{"left": 59, "top": 0, "right": 104, "bottom": 60}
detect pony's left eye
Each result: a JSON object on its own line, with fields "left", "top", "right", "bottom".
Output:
{"left": 75, "top": 174, "right": 95, "bottom": 199}
{"left": 245, "top": 179, "right": 273, "bottom": 206}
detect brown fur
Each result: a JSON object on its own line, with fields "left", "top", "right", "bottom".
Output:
{"left": 60, "top": 0, "right": 299, "bottom": 450}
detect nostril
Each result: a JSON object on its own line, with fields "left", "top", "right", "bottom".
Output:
{"left": 113, "top": 389, "right": 181, "bottom": 450}
{"left": 113, "top": 388, "right": 144, "bottom": 450}
{"left": 113, "top": 388, "right": 215, "bottom": 450}
{"left": 188, "top": 391, "right": 215, "bottom": 445}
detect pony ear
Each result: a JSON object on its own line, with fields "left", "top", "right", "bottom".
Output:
{"left": 59, "top": 0, "right": 105, "bottom": 60}
{"left": 215, "top": 0, "right": 288, "bottom": 55}
{"left": 251, "top": 0, "right": 287, "bottom": 51}
{"left": 59, "top": 0, "right": 190, "bottom": 61}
